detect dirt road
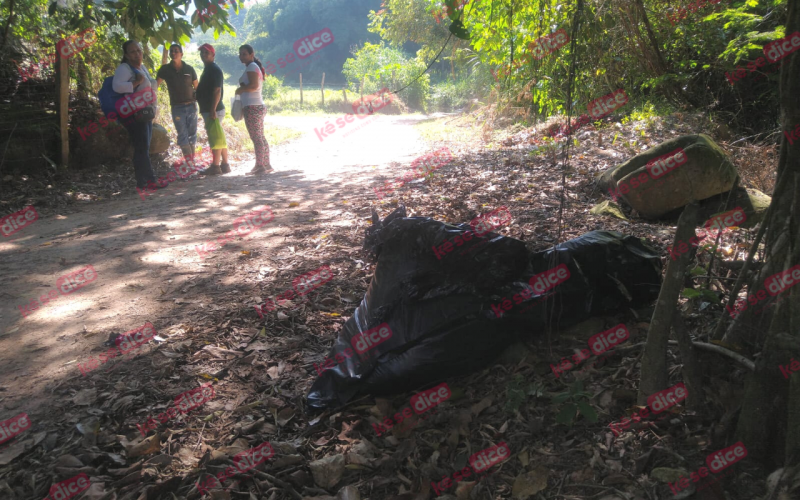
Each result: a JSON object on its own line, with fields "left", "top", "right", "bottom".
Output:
{"left": 0, "top": 113, "right": 434, "bottom": 419}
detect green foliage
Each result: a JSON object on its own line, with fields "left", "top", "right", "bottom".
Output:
{"left": 261, "top": 74, "right": 283, "bottom": 100}
{"left": 368, "top": 0, "right": 452, "bottom": 59}
{"left": 505, "top": 374, "right": 545, "bottom": 412}
{"left": 342, "top": 42, "right": 430, "bottom": 110}
{"left": 681, "top": 287, "right": 721, "bottom": 303}
{"left": 405, "top": 0, "right": 789, "bottom": 131}
{"left": 242, "top": 0, "right": 382, "bottom": 85}
{"left": 430, "top": 78, "right": 469, "bottom": 111}
{"left": 552, "top": 381, "right": 597, "bottom": 427}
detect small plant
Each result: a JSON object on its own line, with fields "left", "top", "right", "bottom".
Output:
{"left": 552, "top": 381, "right": 597, "bottom": 426}
{"left": 505, "top": 374, "right": 545, "bottom": 412}
{"left": 531, "top": 135, "right": 559, "bottom": 158}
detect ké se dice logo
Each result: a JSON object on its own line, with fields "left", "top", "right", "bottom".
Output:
{"left": 56, "top": 265, "right": 98, "bottom": 295}
{"left": 293, "top": 265, "right": 333, "bottom": 296}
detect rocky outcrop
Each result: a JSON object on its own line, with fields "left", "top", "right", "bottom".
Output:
{"left": 599, "top": 134, "right": 738, "bottom": 218}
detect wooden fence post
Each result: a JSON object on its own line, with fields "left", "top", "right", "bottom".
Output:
{"left": 299, "top": 74, "right": 303, "bottom": 106}
{"left": 342, "top": 88, "right": 347, "bottom": 103}
{"left": 320, "top": 72, "right": 325, "bottom": 106}
{"left": 360, "top": 77, "right": 364, "bottom": 103}
{"left": 56, "top": 38, "right": 69, "bottom": 169}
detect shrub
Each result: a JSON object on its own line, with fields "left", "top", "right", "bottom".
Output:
{"left": 343, "top": 42, "right": 429, "bottom": 111}
{"left": 261, "top": 74, "right": 283, "bottom": 100}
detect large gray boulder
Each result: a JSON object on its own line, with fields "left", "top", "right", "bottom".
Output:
{"left": 72, "top": 114, "right": 170, "bottom": 167}
{"left": 599, "top": 134, "right": 738, "bottom": 218}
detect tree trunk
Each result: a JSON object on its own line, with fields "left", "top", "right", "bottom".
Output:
{"left": 639, "top": 202, "right": 699, "bottom": 404}
{"left": 77, "top": 58, "right": 90, "bottom": 101}
{"left": 735, "top": 0, "right": 800, "bottom": 465}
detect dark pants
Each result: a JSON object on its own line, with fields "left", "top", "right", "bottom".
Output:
{"left": 123, "top": 119, "right": 156, "bottom": 188}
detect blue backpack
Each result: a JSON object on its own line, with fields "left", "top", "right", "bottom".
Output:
{"left": 97, "top": 63, "right": 145, "bottom": 117}
{"left": 97, "top": 76, "right": 125, "bottom": 117}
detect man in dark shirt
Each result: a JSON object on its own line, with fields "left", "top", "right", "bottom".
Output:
{"left": 156, "top": 44, "right": 199, "bottom": 168}
{"left": 196, "top": 44, "right": 230, "bottom": 175}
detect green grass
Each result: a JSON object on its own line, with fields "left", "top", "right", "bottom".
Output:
{"left": 413, "top": 114, "right": 483, "bottom": 145}
{"left": 153, "top": 85, "right": 303, "bottom": 155}
{"left": 261, "top": 87, "right": 363, "bottom": 116}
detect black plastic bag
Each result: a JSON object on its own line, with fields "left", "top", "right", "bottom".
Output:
{"left": 307, "top": 208, "right": 661, "bottom": 410}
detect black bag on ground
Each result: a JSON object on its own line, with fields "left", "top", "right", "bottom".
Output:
{"left": 306, "top": 207, "right": 661, "bottom": 410}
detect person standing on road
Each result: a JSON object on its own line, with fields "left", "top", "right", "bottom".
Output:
{"left": 156, "top": 44, "right": 199, "bottom": 168}
{"left": 237, "top": 44, "right": 273, "bottom": 175}
{"left": 196, "top": 44, "right": 230, "bottom": 176}
{"left": 113, "top": 40, "right": 163, "bottom": 191}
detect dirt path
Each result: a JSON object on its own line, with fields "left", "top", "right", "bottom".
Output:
{"left": 0, "top": 113, "right": 434, "bottom": 421}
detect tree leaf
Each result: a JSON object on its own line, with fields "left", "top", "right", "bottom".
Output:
{"left": 555, "top": 403, "right": 577, "bottom": 426}
{"left": 577, "top": 401, "right": 598, "bottom": 423}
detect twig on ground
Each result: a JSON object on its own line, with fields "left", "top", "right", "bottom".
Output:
{"left": 253, "top": 470, "right": 304, "bottom": 500}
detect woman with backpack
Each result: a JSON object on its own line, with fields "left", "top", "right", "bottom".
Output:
{"left": 235, "top": 45, "right": 273, "bottom": 175}
{"left": 112, "top": 40, "right": 163, "bottom": 192}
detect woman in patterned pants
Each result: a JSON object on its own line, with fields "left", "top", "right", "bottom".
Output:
{"left": 236, "top": 44, "right": 273, "bottom": 175}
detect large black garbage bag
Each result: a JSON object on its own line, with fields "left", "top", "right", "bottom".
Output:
{"left": 306, "top": 208, "right": 662, "bottom": 410}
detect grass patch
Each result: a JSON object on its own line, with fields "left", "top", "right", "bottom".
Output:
{"left": 413, "top": 114, "right": 483, "bottom": 145}
{"left": 262, "top": 87, "right": 359, "bottom": 116}
{"left": 153, "top": 85, "right": 303, "bottom": 156}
